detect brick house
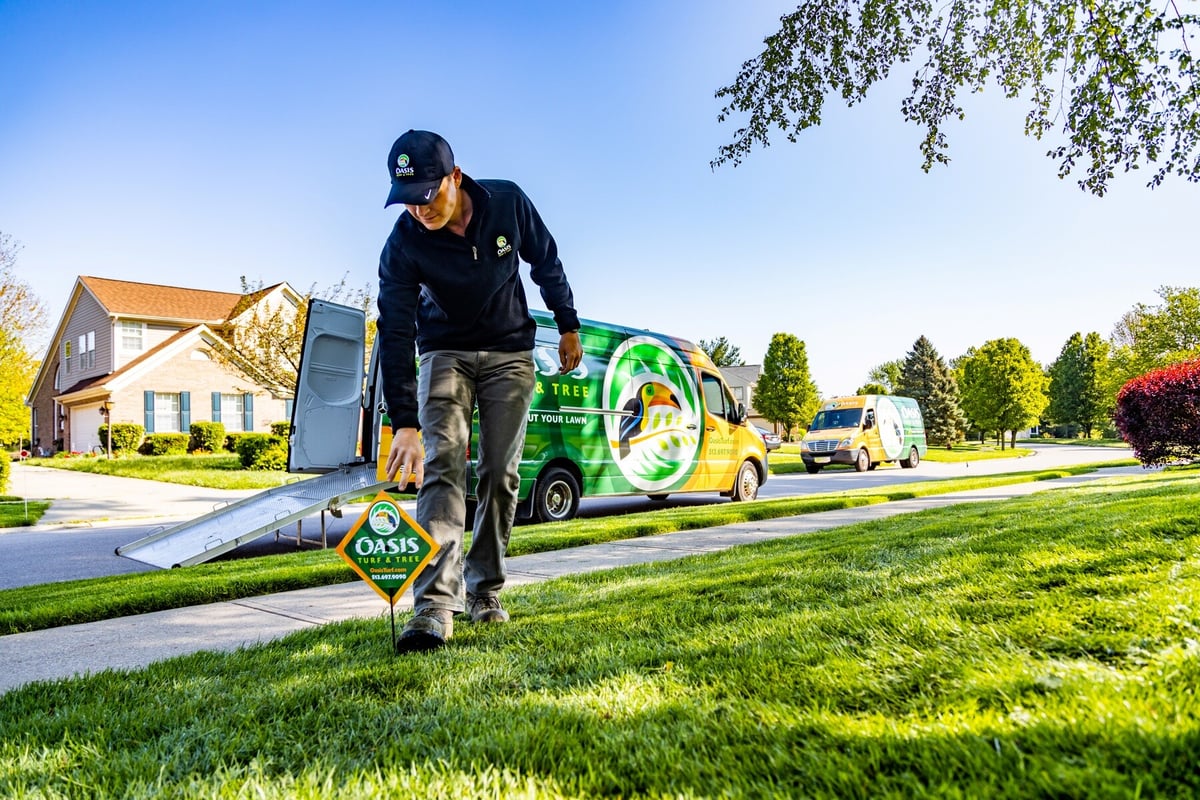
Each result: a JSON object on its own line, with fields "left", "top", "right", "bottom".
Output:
{"left": 25, "top": 276, "right": 303, "bottom": 454}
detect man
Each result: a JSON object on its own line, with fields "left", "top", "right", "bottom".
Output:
{"left": 376, "top": 129, "right": 583, "bottom": 653}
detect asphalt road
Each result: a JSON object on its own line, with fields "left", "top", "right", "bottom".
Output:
{"left": 0, "top": 444, "right": 1135, "bottom": 591}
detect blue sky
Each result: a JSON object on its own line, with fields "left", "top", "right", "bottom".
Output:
{"left": 2, "top": 0, "right": 1196, "bottom": 396}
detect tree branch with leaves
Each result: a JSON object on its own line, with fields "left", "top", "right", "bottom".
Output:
{"left": 714, "top": 0, "right": 1200, "bottom": 194}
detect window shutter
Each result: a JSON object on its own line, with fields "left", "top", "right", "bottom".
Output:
{"left": 180, "top": 391, "right": 191, "bottom": 430}
{"left": 284, "top": 397, "right": 294, "bottom": 424}
{"left": 243, "top": 393, "right": 254, "bottom": 432}
{"left": 211, "top": 391, "right": 222, "bottom": 423}
{"left": 144, "top": 390, "right": 155, "bottom": 433}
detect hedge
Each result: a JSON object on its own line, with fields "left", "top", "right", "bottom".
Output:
{"left": 189, "top": 422, "right": 226, "bottom": 453}
{"left": 235, "top": 434, "right": 288, "bottom": 471}
{"left": 139, "top": 433, "right": 190, "bottom": 456}
{"left": 97, "top": 423, "right": 145, "bottom": 454}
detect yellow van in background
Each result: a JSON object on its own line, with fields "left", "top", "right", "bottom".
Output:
{"left": 800, "top": 395, "right": 927, "bottom": 473}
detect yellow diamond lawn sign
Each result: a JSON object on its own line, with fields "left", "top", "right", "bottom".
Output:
{"left": 336, "top": 490, "right": 440, "bottom": 605}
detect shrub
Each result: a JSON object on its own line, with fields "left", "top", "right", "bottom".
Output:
{"left": 270, "top": 421, "right": 292, "bottom": 437}
{"left": 139, "top": 433, "right": 190, "bottom": 456}
{"left": 0, "top": 456, "right": 9, "bottom": 495}
{"left": 1113, "top": 358, "right": 1200, "bottom": 466}
{"left": 98, "top": 423, "right": 145, "bottom": 453}
{"left": 189, "top": 422, "right": 226, "bottom": 453}
{"left": 235, "top": 433, "right": 288, "bottom": 471}
{"left": 224, "top": 432, "right": 249, "bottom": 453}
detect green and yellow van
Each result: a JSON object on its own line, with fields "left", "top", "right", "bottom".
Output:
{"left": 800, "top": 394, "right": 927, "bottom": 473}
{"left": 372, "top": 310, "right": 768, "bottom": 522}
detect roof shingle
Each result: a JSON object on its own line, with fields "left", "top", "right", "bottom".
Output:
{"left": 80, "top": 276, "right": 243, "bottom": 323}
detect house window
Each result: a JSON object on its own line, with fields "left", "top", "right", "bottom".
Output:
{"left": 77, "top": 332, "right": 96, "bottom": 370}
{"left": 121, "top": 321, "right": 145, "bottom": 351}
{"left": 221, "top": 394, "right": 245, "bottom": 432}
{"left": 154, "top": 392, "right": 181, "bottom": 432}
{"left": 63, "top": 340, "right": 72, "bottom": 373}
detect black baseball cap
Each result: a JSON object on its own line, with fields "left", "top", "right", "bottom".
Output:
{"left": 385, "top": 129, "right": 455, "bottom": 207}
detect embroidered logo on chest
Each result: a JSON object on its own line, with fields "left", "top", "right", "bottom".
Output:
{"left": 496, "top": 234, "right": 513, "bottom": 257}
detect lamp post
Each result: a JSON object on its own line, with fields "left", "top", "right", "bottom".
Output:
{"left": 100, "top": 402, "right": 112, "bottom": 458}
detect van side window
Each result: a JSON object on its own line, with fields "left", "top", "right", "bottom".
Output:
{"left": 702, "top": 372, "right": 740, "bottom": 422}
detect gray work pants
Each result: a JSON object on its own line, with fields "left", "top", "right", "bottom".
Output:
{"left": 411, "top": 349, "right": 535, "bottom": 614}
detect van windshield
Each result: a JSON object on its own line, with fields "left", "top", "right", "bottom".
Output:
{"left": 809, "top": 408, "right": 862, "bottom": 431}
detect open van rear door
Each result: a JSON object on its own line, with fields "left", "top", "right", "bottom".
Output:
{"left": 287, "top": 299, "right": 366, "bottom": 473}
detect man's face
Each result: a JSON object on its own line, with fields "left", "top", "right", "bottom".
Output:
{"left": 405, "top": 167, "right": 461, "bottom": 231}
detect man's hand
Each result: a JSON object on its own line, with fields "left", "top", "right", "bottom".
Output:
{"left": 559, "top": 330, "right": 583, "bottom": 374}
{"left": 384, "top": 427, "right": 424, "bottom": 488}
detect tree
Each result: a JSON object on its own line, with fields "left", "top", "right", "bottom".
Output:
{"left": 752, "top": 332, "right": 820, "bottom": 439}
{"left": 216, "top": 274, "right": 376, "bottom": 396}
{"left": 866, "top": 359, "right": 903, "bottom": 393}
{"left": 1113, "top": 358, "right": 1200, "bottom": 466}
{"left": 713, "top": 1, "right": 1200, "bottom": 195}
{"left": 1109, "top": 286, "right": 1200, "bottom": 388}
{"left": 856, "top": 382, "right": 889, "bottom": 395}
{"left": 896, "top": 335, "right": 965, "bottom": 448}
{"left": 698, "top": 336, "right": 745, "bottom": 367}
{"left": 957, "top": 338, "right": 1049, "bottom": 449}
{"left": 0, "top": 232, "right": 47, "bottom": 448}
{"left": 1047, "top": 331, "right": 1113, "bottom": 437}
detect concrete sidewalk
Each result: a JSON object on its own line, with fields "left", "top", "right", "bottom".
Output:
{"left": 0, "top": 467, "right": 1143, "bottom": 695}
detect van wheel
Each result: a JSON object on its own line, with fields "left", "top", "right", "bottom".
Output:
{"left": 648, "top": 494, "right": 670, "bottom": 502}
{"left": 900, "top": 447, "right": 920, "bottom": 468}
{"left": 804, "top": 463, "right": 821, "bottom": 474}
{"left": 730, "top": 460, "right": 760, "bottom": 502}
{"left": 534, "top": 467, "right": 580, "bottom": 523}
{"left": 854, "top": 449, "right": 871, "bottom": 472}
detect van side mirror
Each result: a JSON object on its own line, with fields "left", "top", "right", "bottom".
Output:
{"left": 863, "top": 417, "right": 873, "bottom": 430}
{"left": 732, "top": 402, "right": 747, "bottom": 424}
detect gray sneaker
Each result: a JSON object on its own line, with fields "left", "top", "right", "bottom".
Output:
{"left": 466, "top": 593, "right": 510, "bottom": 623}
{"left": 395, "top": 608, "right": 453, "bottom": 654}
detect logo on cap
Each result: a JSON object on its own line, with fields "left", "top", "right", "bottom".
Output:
{"left": 395, "top": 153, "right": 415, "bottom": 178}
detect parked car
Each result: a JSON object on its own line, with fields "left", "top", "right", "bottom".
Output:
{"left": 754, "top": 425, "right": 781, "bottom": 451}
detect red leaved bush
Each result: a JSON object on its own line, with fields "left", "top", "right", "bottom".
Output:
{"left": 1113, "top": 358, "right": 1200, "bottom": 466}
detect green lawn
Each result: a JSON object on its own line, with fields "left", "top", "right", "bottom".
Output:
{"left": 21, "top": 453, "right": 312, "bottom": 490}
{"left": 0, "top": 460, "right": 1141, "bottom": 635}
{"left": 1, "top": 466, "right": 1196, "bottom": 798}
{"left": 0, "top": 498, "right": 49, "bottom": 527}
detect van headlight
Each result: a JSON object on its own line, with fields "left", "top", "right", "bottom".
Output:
{"left": 799, "top": 441, "right": 809, "bottom": 451}
{"left": 838, "top": 438, "right": 852, "bottom": 449}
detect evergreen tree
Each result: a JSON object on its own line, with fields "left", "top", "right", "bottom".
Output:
{"left": 753, "top": 333, "right": 820, "bottom": 439}
{"left": 698, "top": 336, "right": 745, "bottom": 367}
{"left": 896, "top": 336, "right": 965, "bottom": 448}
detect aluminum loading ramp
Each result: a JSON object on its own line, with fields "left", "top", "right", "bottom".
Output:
{"left": 117, "top": 462, "right": 389, "bottom": 569}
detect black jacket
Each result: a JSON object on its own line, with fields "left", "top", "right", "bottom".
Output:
{"left": 377, "top": 175, "right": 579, "bottom": 430}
